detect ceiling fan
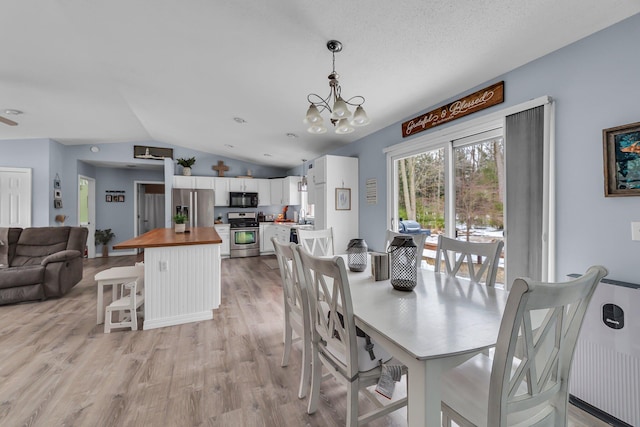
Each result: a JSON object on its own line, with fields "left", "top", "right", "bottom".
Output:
{"left": 0, "top": 115, "right": 18, "bottom": 126}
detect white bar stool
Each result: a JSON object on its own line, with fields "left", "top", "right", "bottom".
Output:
{"left": 104, "top": 277, "right": 145, "bottom": 333}
{"left": 94, "top": 264, "right": 144, "bottom": 324}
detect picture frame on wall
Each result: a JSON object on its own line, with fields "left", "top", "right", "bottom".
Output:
{"left": 335, "top": 188, "right": 351, "bottom": 210}
{"left": 54, "top": 189, "right": 62, "bottom": 199}
{"left": 603, "top": 121, "right": 640, "bottom": 197}
{"left": 54, "top": 199, "right": 63, "bottom": 209}
{"left": 106, "top": 195, "right": 112, "bottom": 202}
{"left": 118, "top": 195, "right": 125, "bottom": 202}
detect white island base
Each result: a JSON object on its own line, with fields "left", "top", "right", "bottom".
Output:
{"left": 142, "top": 243, "right": 221, "bottom": 330}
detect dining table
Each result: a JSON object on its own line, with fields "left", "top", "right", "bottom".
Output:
{"left": 345, "top": 258, "right": 509, "bottom": 427}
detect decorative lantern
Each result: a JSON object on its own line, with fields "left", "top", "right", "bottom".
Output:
{"left": 347, "top": 238, "right": 368, "bottom": 272}
{"left": 388, "top": 236, "right": 418, "bottom": 291}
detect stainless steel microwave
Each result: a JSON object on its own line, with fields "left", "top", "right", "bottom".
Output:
{"left": 229, "top": 192, "right": 258, "bottom": 208}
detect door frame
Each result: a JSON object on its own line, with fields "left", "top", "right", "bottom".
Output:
{"left": 134, "top": 180, "right": 165, "bottom": 237}
{"left": 78, "top": 175, "right": 96, "bottom": 258}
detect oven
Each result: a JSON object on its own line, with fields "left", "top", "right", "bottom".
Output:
{"left": 230, "top": 227, "right": 260, "bottom": 258}
{"left": 228, "top": 212, "right": 260, "bottom": 258}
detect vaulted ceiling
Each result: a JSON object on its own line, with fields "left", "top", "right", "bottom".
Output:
{"left": 1, "top": 1, "right": 639, "bottom": 168}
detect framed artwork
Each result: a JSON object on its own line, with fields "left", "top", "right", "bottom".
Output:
{"left": 603, "top": 121, "right": 640, "bottom": 197}
{"left": 53, "top": 199, "right": 63, "bottom": 209}
{"left": 118, "top": 195, "right": 125, "bottom": 202}
{"left": 335, "top": 188, "right": 351, "bottom": 210}
{"left": 54, "top": 189, "right": 62, "bottom": 199}
{"left": 134, "top": 145, "right": 174, "bottom": 160}
{"left": 106, "top": 195, "right": 112, "bottom": 202}
{"left": 53, "top": 174, "right": 61, "bottom": 189}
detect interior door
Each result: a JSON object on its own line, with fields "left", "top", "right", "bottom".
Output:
{"left": 0, "top": 167, "right": 32, "bottom": 228}
{"left": 78, "top": 175, "right": 95, "bottom": 258}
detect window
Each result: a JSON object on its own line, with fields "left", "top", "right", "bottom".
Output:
{"left": 386, "top": 97, "right": 554, "bottom": 286}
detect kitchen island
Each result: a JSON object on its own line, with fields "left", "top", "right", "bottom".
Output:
{"left": 114, "top": 227, "right": 222, "bottom": 330}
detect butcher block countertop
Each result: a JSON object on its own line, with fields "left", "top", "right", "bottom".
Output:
{"left": 113, "top": 227, "right": 222, "bottom": 250}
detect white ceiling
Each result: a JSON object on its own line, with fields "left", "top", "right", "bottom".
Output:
{"left": 1, "top": 1, "right": 639, "bottom": 169}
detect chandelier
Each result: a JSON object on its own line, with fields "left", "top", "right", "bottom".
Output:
{"left": 304, "top": 40, "right": 370, "bottom": 135}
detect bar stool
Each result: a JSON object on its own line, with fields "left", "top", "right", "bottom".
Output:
{"left": 104, "top": 277, "right": 145, "bottom": 333}
{"left": 94, "top": 264, "right": 144, "bottom": 324}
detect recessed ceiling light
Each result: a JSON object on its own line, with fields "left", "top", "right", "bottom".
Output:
{"left": 233, "top": 117, "right": 246, "bottom": 123}
{"left": 286, "top": 133, "right": 298, "bottom": 138}
{"left": 90, "top": 146, "right": 100, "bottom": 153}
{"left": 4, "top": 109, "right": 23, "bottom": 115}
{"left": 224, "top": 144, "right": 234, "bottom": 148}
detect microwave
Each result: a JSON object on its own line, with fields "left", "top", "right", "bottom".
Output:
{"left": 229, "top": 192, "right": 259, "bottom": 208}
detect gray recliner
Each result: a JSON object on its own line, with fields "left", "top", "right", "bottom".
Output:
{"left": 0, "top": 226, "right": 88, "bottom": 305}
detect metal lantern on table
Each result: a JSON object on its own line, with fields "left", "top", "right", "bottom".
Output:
{"left": 388, "top": 236, "right": 418, "bottom": 291}
{"left": 346, "top": 238, "right": 368, "bottom": 272}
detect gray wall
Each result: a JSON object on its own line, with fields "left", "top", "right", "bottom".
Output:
{"left": 327, "top": 12, "right": 640, "bottom": 283}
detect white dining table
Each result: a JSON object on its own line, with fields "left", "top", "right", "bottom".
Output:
{"left": 346, "top": 261, "right": 509, "bottom": 427}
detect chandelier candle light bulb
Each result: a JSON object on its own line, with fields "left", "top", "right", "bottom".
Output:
{"left": 305, "top": 40, "right": 369, "bottom": 134}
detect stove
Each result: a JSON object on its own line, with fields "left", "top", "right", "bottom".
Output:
{"left": 228, "top": 212, "right": 260, "bottom": 258}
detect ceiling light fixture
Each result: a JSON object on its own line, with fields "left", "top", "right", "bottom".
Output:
{"left": 304, "top": 40, "right": 370, "bottom": 135}
{"left": 298, "top": 159, "right": 308, "bottom": 192}
{"left": 4, "top": 109, "right": 23, "bottom": 115}
{"left": 233, "top": 117, "right": 246, "bottom": 123}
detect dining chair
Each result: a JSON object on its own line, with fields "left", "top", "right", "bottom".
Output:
{"left": 272, "top": 237, "right": 311, "bottom": 399}
{"left": 434, "top": 235, "right": 504, "bottom": 286}
{"left": 298, "top": 227, "right": 334, "bottom": 256}
{"left": 440, "top": 265, "right": 608, "bottom": 427}
{"left": 385, "top": 229, "right": 427, "bottom": 260}
{"left": 104, "top": 277, "right": 145, "bottom": 333}
{"left": 296, "top": 245, "right": 407, "bottom": 426}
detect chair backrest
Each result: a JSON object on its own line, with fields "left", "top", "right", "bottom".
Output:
{"left": 434, "top": 235, "right": 504, "bottom": 286}
{"left": 298, "top": 228, "right": 334, "bottom": 256}
{"left": 385, "top": 229, "right": 427, "bottom": 257}
{"left": 272, "top": 237, "right": 310, "bottom": 332}
{"left": 488, "top": 266, "right": 607, "bottom": 426}
{"left": 296, "top": 245, "right": 359, "bottom": 379}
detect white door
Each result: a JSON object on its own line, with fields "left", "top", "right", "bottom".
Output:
{"left": 0, "top": 167, "right": 32, "bottom": 228}
{"left": 78, "top": 175, "right": 95, "bottom": 258}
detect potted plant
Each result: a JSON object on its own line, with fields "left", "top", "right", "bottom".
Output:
{"left": 173, "top": 213, "right": 188, "bottom": 233}
{"left": 176, "top": 157, "right": 196, "bottom": 176}
{"left": 95, "top": 228, "right": 115, "bottom": 257}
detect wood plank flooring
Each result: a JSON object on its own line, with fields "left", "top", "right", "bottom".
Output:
{"left": 0, "top": 255, "right": 611, "bottom": 426}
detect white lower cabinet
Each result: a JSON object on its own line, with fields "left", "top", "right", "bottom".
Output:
{"left": 260, "top": 223, "right": 291, "bottom": 253}
{"left": 214, "top": 224, "right": 230, "bottom": 257}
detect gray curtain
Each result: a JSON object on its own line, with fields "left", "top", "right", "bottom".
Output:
{"left": 505, "top": 105, "right": 544, "bottom": 287}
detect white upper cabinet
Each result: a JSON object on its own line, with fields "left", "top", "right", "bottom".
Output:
{"left": 282, "top": 176, "right": 301, "bottom": 206}
{"left": 312, "top": 156, "right": 327, "bottom": 184}
{"left": 173, "top": 176, "right": 195, "bottom": 189}
{"left": 229, "top": 178, "right": 258, "bottom": 192}
{"left": 257, "top": 179, "right": 271, "bottom": 206}
{"left": 270, "top": 178, "right": 284, "bottom": 205}
{"left": 193, "top": 176, "right": 215, "bottom": 189}
{"left": 213, "top": 177, "right": 229, "bottom": 206}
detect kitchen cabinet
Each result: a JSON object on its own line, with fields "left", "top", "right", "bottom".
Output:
{"left": 309, "top": 155, "right": 358, "bottom": 254}
{"left": 214, "top": 224, "right": 230, "bottom": 257}
{"left": 213, "top": 177, "right": 229, "bottom": 206}
{"left": 257, "top": 179, "right": 271, "bottom": 206}
{"left": 260, "top": 223, "right": 279, "bottom": 253}
{"left": 270, "top": 176, "right": 301, "bottom": 205}
{"left": 229, "top": 178, "right": 258, "bottom": 193}
{"left": 173, "top": 176, "right": 195, "bottom": 189}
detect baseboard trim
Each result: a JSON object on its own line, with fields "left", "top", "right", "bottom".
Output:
{"left": 569, "top": 395, "right": 632, "bottom": 427}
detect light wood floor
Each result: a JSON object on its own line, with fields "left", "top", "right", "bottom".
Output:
{"left": 0, "top": 255, "right": 610, "bottom": 426}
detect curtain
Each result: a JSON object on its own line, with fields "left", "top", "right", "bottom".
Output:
{"left": 505, "top": 105, "right": 544, "bottom": 287}
{"left": 144, "top": 194, "right": 165, "bottom": 232}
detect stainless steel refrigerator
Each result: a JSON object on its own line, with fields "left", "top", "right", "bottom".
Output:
{"left": 172, "top": 188, "right": 215, "bottom": 228}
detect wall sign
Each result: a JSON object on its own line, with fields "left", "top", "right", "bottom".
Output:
{"left": 401, "top": 81, "right": 504, "bottom": 138}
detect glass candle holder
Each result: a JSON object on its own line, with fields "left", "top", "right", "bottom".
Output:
{"left": 347, "top": 238, "right": 368, "bottom": 272}
{"left": 388, "top": 236, "right": 418, "bottom": 291}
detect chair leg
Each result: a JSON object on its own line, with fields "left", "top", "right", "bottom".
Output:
{"left": 131, "top": 308, "right": 137, "bottom": 331}
{"left": 346, "top": 379, "right": 359, "bottom": 427}
{"left": 281, "top": 321, "right": 292, "bottom": 367}
{"left": 307, "top": 347, "right": 322, "bottom": 415}
{"left": 104, "top": 308, "right": 111, "bottom": 333}
{"left": 297, "top": 332, "right": 311, "bottom": 399}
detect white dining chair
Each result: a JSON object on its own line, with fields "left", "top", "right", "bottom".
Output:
{"left": 434, "top": 235, "right": 504, "bottom": 286}
{"left": 384, "top": 229, "right": 427, "bottom": 260}
{"left": 297, "top": 227, "right": 334, "bottom": 256}
{"left": 440, "top": 265, "right": 608, "bottom": 427}
{"left": 272, "top": 237, "right": 312, "bottom": 399}
{"left": 296, "top": 245, "right": 407, "bottom": 426}
{"left": 104, "top": 277, "right": 145, "bottom": 333}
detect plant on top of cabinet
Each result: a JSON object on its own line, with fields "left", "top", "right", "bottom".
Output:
{"left": 176, "top": 157, "right": 196, "bottom": 176}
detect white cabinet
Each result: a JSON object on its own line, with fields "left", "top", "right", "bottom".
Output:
{"left": 307, "top": 168, "right": 316, "bottom": 204}
{"left": 270, "top": 178, "right": 284, "bottom": 205}
{"left": 193, "top": 176, "right": 215, "bottom": 189}
{"left": 229, "top": 178, "right": 258, "bottom": 192}
{"left": 310, "top": 155, "right": 358, "bottom": 254}
{"left": 257, "top": 179, "right": 271, "bottom": 206}
{"left": 173, "top": 176, "right": 195, "bottom": 189}
{"left": 282, "top": 176, "right": 301, "bottom": 206}
{"left": 260, "top": 223, "right": 279, "bottom": 253}
{"left": 213, "top": 177, "right": 229, "bottom": 206}
{"left": 214, "top": 224, "right": 230, "bottom": 257}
